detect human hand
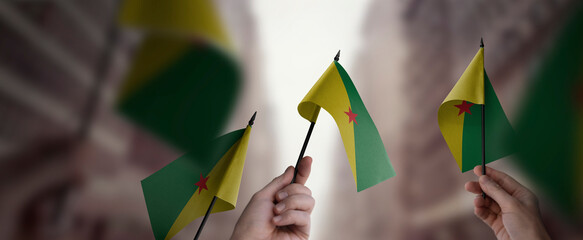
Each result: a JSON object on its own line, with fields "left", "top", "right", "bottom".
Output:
{"left": 231, "top": 156, "right": 314, "bottom": 240}
{"left": 465, "top": 166, "right": 551, "bottom": 240}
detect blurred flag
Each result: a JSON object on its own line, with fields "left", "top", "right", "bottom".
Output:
{"left": 117, "top": 35, "right": 239, "bottom": 152}
{"left": 298, "top": 60, "right": 396, "bottom": 192}
{"left": 117, "top": 0, "right": 240, "bottom": 152}
{"left": 438, "top": 46, "right": 514, "bottom": 172}
{"left": 142, "top": 126, "right": 252, "bottom": 240}
{"left": 119, "top": 0, "right": 230, "bottom": 49}
{"left": 513, "top": 5, "right": 583, "bottom": 217}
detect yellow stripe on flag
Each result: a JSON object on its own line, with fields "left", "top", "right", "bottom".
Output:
{"left": 438, "top": 100, "right": 465, "bottom": 170}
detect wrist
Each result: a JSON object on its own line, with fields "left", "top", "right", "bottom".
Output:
{"left": 525, "top": 219, "right": 551, "bottom": 240}
{"left": 230, "top": 223, "right": 260, "bottom": 240}
{"left": 534, "top": 222, "right": 551, "bottom": 240}
{"left": 230, "top": 226, "right": 248, "bottom": 240}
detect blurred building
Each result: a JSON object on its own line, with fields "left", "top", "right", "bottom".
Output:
{"left": 0, "top": 0, "right": 273, "bottom": 240}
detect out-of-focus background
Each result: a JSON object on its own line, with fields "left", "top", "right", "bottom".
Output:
{"left": 1, "top": 0, "right": 583, "bottom": 239}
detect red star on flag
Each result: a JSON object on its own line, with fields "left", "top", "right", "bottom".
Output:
{"left": 194, "top": 173, "right": 209, "bottom": 194}
{"left": 345, "top": 107, "right": 358, "bottom": 125}
{"left": 454, "top": 101, "right": 475, "bottom": 116}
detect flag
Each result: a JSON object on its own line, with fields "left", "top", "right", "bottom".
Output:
{"left": 437, "top": 46, "right": 514, "bottom": 172}
{"left": 117, "top": 35, "right": 239, "bottom": 152}
{"left": 142, "top": 126, "right": 252, "bottom": 240}
{"left": 117, "top": 0, "right": 240, "bottom": 152}
{"left": 512, "top": 5, "right": 583, "bottom": 217}
{"left": 298, "top": 60, "right": 395, "bottom": 192}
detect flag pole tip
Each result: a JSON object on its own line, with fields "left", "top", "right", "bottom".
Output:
{"left": 480, "top": 38, "right": 484, "bottom": 48}
{"left": 248, "top": 111, "right": 257, "bottom": 126}
{"left": 334, "top": 50, "right": 341, "bottom": 61}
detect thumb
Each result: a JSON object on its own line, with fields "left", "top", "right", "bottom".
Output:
{"left": 293, "top": 156, "right": 313, "bottom": 185}
{"left": 256, "top": 166, "right": 294, "bottom": 200}
{"left": 479, "top": 175, "right": 516, "bottom": 211}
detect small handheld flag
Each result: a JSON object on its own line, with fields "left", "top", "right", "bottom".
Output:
{"left": 438, "top": 39, "right": 514, "bottom": 173}
{"left": 295, "top": 51, "right": 396, "bottom": 192}
{"left": 141, "top": 112, "right": 255, "bottom": 240}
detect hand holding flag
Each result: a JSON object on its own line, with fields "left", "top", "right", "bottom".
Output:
{"left": 232, "top": 156, "right": 314, "bottom": 240}
{"left": 464, "top": 166, "right": 551, "bottom": 240}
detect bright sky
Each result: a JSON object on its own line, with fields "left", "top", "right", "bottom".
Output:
{"left": 251, "top": 1, "right": 371, "bottom": 238}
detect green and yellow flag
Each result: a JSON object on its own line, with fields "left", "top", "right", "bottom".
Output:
{"left": 298, "top": 60, "right": 396, "bottom": 192}
{"left": 117, "top": 0, "right": 239, "bottom": 152}
{"left": 438, "top": 46, "right": 514, "bottom": 172}
{"left": 142, "top": 126, "right": 252, "bottom": 240}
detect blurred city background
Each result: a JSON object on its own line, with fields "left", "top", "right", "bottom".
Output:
{"left": 1, "top": 0, "right": 582, "bottom": 239}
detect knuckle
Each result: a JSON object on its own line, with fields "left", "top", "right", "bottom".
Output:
{"left": 305, "top": 187, "right": 312, "bottom": 196}
{"left": 487, "top": 181, "right": 501, "bottom": 191}
{"left": 307, "top": 195, "right": 315, "bottom": 206}
{"left": 296, "top": 184, "right": 311, "bottom": 196}
{"left": 251, "top": 192, "right": 263, "bottom": 201}
{"left": 500, "top": 174, "right": 511, "bottom": 184}
{"left": 300, "top": 210, "right": 311, "bottom": 220}
{"left": 474, "top": 208, "right": 480, "bottom": 217}
{"left": 288, "top": 184, "right": 312, "bottom": 196}
{"left": 282, "top": 212, "right": 294, "bottom": 222}
{"left": 289, "top": 183, "right": 302, "bottom": 191}
{"left": 527, "top": 194, "right": 539, "bottom": 206}
{"left": 252, "top": 189, "right": 271, "bottom": 200}
{"left": 272, "top": 175, "right": 282, "bottom": 184}
{"left": 277, "top": 214, "right": 289, "bottom": 224}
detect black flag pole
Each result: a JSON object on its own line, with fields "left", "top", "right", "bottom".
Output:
{"left": 194, "top": 196, "right": 217, "bottom": 240}
{"left": 291, "top": 121, "right": 316, "bottom": 183}
{"left": 291, "top": 50, "right": 341, "bottom": 183}
{"left": 194, "top": 111, "right": 257, "bottom": 240}
{"left": 480, "top": 38, "right": 486, "bottom": 199}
